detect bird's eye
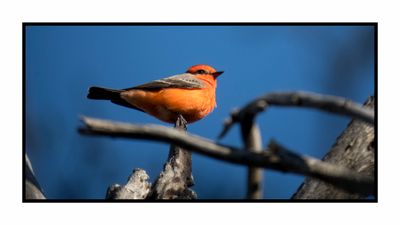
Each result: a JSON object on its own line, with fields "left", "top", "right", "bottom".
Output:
{"left": 196, "top": 69, "right": 207, "bottom": 74}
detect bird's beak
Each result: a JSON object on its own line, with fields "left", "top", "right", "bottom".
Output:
{"left": 212, "top": 71, "right": 224, "bottom": 77}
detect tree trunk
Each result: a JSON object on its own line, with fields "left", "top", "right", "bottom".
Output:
{"left": 292, "top": 96, "right": 375, "bottom": 199}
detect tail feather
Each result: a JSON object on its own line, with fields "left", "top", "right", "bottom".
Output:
{"left": 87, "top": 86, "right": 122, "bottom": 100}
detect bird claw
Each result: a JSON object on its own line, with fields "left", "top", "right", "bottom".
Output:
{"left": 175, "top": 114, "right": 187, "bottom": 130}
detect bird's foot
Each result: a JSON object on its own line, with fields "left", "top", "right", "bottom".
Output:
{"left": 175, "top": 114, "right": 187, "bottom": 130}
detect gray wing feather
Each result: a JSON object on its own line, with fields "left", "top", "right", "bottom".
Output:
{"left": 124, "top": 73, "right": 204, "bottom": 90}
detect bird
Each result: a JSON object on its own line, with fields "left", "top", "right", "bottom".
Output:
{"left": 87, "top": 64, "right": 223, "bottom": 124}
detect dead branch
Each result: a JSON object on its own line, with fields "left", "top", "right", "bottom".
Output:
{"left": 218, "top": 91, "right": 374, "bottom": 139}
{"left": 147, "top": 115, "right": 196, "bottom": 199}
{"left": 106, "top": 168, "right": 151, "bottom": 199}
{"left": 105, "top": 116, "right": 195, "bottom": 200}
{"left": 292, "top": 96, "right": 375, "bottom": 199}
{"left": 79, "top": 116, "right": 374, "bottom": 195}
{"left": 240, "top": 117, "right": 263, "bottom": 199}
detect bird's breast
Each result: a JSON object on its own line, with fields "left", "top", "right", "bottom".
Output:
{"left": 121, "top": 87, "right": 216, "bottom": 123}
{"left": 159, "top": 88, "right": 216, "bottom": 123}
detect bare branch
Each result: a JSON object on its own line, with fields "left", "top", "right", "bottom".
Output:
{"left": 79, "top": 116, "right": 374, "bottom": 195}
{"left": 268, "top": 141, "right": 373, "bottom": 196}
{"left": 218, "top": 91, "right": 374, "bottom": 139}
{"left": 240, "top": 117, "right": 263, "bottom": 199}
{"left": 106, "top": 168, "right": 151, "bottom": 199}
{"left": 293, "top": 96, "right": 375, "bottom": 199}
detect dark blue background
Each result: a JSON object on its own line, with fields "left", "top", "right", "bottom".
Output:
{"left": 25, "top": 25, "right": 374, "bottom": 199}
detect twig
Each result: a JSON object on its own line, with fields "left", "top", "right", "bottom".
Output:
{"left": 218, "top": 91, "right": 374, "bottom": 139}
{"left": 79, "top": 116, "right": 374, "bottom": 195}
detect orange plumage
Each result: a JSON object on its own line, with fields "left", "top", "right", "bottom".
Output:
{"left": 87, "top": 64, "right": 223, "bottom": 124}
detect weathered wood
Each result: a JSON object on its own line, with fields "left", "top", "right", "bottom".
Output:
{"left": 148, "top": 115, "right": 196, "bottom": 199}
{"left": 79, "top": 116, "right": 374, "bottom": 195}
{"left": 106, "top": 168, "right": 151, "bottom": 199}
{"left": 25, "top": 154, "right": 46, "bottom": 199}
{"left": 240, "top": 118, "right": 263, "bottom": 199}
{"left": 219, "top": 91, "right": 374, "bottom": 139}
{"left": 292, "top": 96, "right": 375, "bottom": 199}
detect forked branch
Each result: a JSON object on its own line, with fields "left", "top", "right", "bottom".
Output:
{"left": 218, "top": 91, "right": 374, "bottom": 139}
{"left": 79, "top": 116, "right": 374, "bottom": 195}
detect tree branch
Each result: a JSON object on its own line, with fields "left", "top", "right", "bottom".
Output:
{"left": 78, "top": 116, "right": 374, "bottom": 196}
{"left": 218, "top": 91, "right": 374, "bottom": 139}
{"left": 240, "top": 116, "right": 263, "bottom": 199}
{"left": 292, "top": 96, "right": 375, "bottom": 199}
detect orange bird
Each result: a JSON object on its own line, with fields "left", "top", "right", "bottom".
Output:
{"left": 87, "top": 64, "right": 223, "bottom": 124}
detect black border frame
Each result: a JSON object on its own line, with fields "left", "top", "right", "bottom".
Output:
{"left": 23, "top": 22, "right": 378, "bottom": 202}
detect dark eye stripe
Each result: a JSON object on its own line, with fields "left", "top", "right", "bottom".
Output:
{"left": 196, "top": 69, "right": 207, "bottom": 74}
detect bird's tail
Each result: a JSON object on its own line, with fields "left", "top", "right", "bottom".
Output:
{"left": 87, "top": 86, "right": 122, "bottom": 100}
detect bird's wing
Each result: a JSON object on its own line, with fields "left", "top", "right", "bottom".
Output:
{"left": 123, "top": 73, "right": 205, "bottom": 90}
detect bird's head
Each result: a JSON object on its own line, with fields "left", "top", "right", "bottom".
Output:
{"left": 186, "top": 64, "right": 224, "bottom": 79}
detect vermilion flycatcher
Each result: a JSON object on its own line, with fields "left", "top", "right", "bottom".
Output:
{"left": 87, "top": 64, "right": 223, "bottom": 124}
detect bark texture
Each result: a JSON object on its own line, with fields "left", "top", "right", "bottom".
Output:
{"left": 25, "top": 154, "right": 46, "bottom": 199}
{"left": 106, "top": 168, "right": 151, "bottom": 199}
{"left": 148, "top": 116, "right": 196, "bottom": 199}
{"left": 80, "top": 116, "right": 374, "bottom": 196}
{"left": 241, "top": 119, "right": 263, "bottom": 199}
{"left": 292, "top": 96, "right": 375, "bottom": 199}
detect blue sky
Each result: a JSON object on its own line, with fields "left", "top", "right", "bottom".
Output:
{"left": 25, "top": 25, "right": 374, "bottom": 199}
